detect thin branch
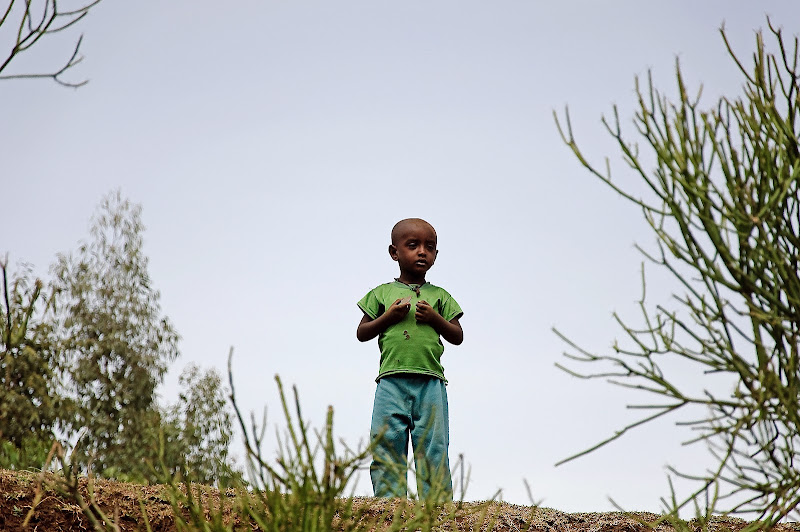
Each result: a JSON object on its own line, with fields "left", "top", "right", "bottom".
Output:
{"left": 0, "top": 0, "right": 102, "bottom": 87}
{"left": 0, "top": 34, "right": 87, "bottom": 87}
{"left": 556, "top": 403, "right": 685, "bottom": 466}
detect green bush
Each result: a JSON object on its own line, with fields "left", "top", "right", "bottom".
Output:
{"left": 0, "top": 436, "right": 53, "bottom": 471}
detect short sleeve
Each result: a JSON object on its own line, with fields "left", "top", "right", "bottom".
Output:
{"left": 357, "top": 288, "right": 385, "bottom": 320}
{"left": 439, "top": 290, "right": 463, "bottom": 322}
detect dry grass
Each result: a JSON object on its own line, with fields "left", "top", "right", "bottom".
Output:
{"left": 1, "top": 469, "right": 798, "bottom": 531}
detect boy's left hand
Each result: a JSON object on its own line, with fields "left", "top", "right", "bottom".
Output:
{"left": 415, "top": 299, "right": 464, "bottom": 345}
{"left": 414, "top": 300, "right": 439, "bottom": 325}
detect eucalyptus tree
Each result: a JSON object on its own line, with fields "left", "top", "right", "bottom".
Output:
{"left": 161, "top": 364, "right": 238, "bottom": 486}
{"left": 555, "top": 21, "right": 800, "bottom": 525}
{"left": 52, "top": 191, "right": 180, "bottom": 480}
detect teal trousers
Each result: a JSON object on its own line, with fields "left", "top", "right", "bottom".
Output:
{"left": 369, "top": 375, "right": 452, "bottom": 500}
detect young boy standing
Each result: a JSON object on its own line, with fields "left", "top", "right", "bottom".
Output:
{"left": 357, "top": 218, "right": 463, "bottom": 500}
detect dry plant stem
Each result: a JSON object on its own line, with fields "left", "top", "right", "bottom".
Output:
{"left": 554, "top": 19, "right": 800, "bottom": 525}
{"left": 21, "top": 440, "right": 59, "bottom": 528}
{"left": 25, "top": 439, "right": 122, "bottom": 531}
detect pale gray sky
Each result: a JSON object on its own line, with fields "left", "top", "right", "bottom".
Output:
{"left": 2, "top": 0, "right": 798, "bottom": 512}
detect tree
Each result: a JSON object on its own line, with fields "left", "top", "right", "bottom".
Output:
{"left": 1, "top": 192, "right": 239, "bottom": 483}
{"left": 52, "top": 190, "right": 180, "bottom": 480}
{"left": 0, "top": 258, "right": 62, "bottom": 467}
{"left": 555, "top": 21, "right": 800, "bottom": 525}
{"left": 161, "top": 364, "right": 238, "bottom": 486}
{"left": 0, "top": 0, "right": 105, "bottom": 87}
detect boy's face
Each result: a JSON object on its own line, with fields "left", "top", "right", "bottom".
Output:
{"left": 389, "top": 220, "right": 438, "bottom": 282}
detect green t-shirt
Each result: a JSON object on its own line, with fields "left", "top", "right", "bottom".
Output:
{"left": 358, "top": 280, "right": 463, "bottom": 382}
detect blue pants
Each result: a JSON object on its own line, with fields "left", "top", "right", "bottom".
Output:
{"left": 369, "top": 375, "right": 452, "bottom": 500}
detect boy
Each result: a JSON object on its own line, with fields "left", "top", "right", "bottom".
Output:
{"left": 357, "top": 218, "right": 463, "bottom": 500}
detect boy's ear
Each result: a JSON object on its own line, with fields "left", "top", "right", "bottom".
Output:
{"left": 388, "top": 244, "right": 398, "bottom": 261}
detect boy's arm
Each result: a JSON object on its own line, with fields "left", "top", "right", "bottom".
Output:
{"left": 356, "top": 298, "right": 410, "bottom": 342}
{"left": 415, "top": 301, "right": 464, "bottom": 345}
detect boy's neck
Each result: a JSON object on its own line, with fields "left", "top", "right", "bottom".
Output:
{"left": 396, "top": 274, "right": 426, "bottom": 286}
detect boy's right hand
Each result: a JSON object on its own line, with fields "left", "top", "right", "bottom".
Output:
{"left": 384, "top": 297, "right": 411, "bottom": 324}
{"left": 356, "top": 297, "right": 412, "bottom": 342}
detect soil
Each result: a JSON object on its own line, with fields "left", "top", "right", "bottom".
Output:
{"left": 1, "top": 469, "right": 798, "bottom": 532}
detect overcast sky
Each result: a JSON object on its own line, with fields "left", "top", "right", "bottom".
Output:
{"left": 2, "top": 0, "right": 798, "bottom": 513}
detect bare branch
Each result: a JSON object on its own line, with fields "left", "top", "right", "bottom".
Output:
{"left": 0, "top": 0, "right": 104, "bottom": 88}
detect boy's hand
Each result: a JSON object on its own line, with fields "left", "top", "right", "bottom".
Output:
{"left": 384, "top": 297, "right": 411, "bottom": 325}
{"left": 414, "top": 300, "right": 438, "bottom": 325}
{"left": 415, "top": 300, "right": 464, "bottom": 345}
{"left": 356, "top": 297, "right": 413, "bottom": 342}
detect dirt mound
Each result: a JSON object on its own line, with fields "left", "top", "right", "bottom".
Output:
{"left": 0, "top": 469, "right": 175, "bottom": 531}
{"left": 1, "top": 469, "right": 797, "bottom": 531}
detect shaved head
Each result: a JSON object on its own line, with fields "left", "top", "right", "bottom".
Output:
{"left": 391, "top": 218, "right": 437, "bottom": 245}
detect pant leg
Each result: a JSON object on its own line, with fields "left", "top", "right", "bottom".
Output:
{"left": 409, "top": 377, "right": 452, "bottom": 501}
{"left": 370, "top": 377, "right": 411, "bottom": 498}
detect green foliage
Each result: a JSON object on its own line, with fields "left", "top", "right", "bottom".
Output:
{"left": 0, "top": 259, "right": 62, "bottom": 450}
{"left": 0, "top": 436, "right": 53, "bottom": 471}
{"left": 0, "top": 191, "right": 236, "bottom": 484}
{"left": 51, "top": 190, "right": 180, "bottom": 480}
{"left": 555, "top": 20, "right": 800, "bottom": 525}
{"left": 161, "top": 363, "right": 238, "bottom": 486}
